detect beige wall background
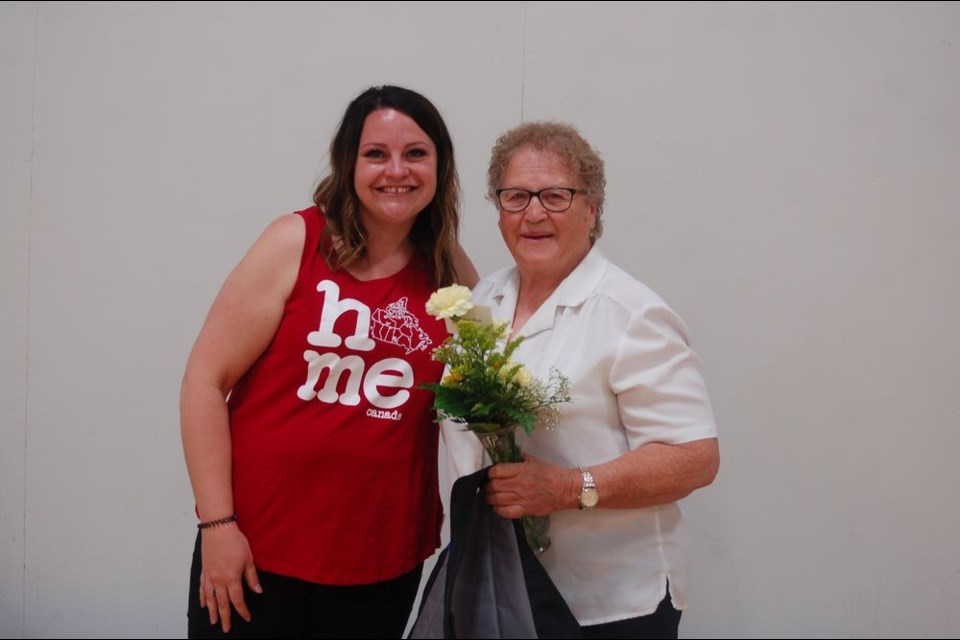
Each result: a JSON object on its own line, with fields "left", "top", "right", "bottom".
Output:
{"left": 2, "top": 2, "right": 959, "bottom": 637}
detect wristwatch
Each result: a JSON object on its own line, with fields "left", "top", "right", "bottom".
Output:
{"left": 578, "top": 467, "right": 599, "bottom": 510}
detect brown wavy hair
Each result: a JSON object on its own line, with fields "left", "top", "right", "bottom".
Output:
{"left": 313, "top": 85, "right": 461, "bottom": 285}
{"left": 487, "top": 121, "right": 606, "bottom": 241}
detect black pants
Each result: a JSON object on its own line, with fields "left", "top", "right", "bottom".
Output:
{"left": 187, "top": 534, "right": 423, "bottom": 639}
{"left": 581, "top": 590, "right": 682, "bottom": 640}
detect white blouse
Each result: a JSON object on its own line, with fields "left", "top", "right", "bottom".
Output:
{"left": 442, "top": 246, "right": 718, "bottom": 625}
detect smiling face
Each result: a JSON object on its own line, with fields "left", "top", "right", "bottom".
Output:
{"left": 498, "top": 146, "right": 597, "bottom": 284}
{"left": 354, "top": 108, "right": 438, "bottom": 233}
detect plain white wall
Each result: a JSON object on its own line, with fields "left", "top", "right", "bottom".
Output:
{"left": 2, "top": 1, "right": 958, "bottom": 638}
{"left": 1, "top": 2, "right": 33, "bottom": 636}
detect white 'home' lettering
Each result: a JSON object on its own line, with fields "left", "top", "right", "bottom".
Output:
{"left": 298, "top": 280, "right": 415, "bottom": 410}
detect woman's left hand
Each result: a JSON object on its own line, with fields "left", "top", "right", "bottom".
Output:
{"left": 484, "top": 453, "right": 578, "bottom": 518}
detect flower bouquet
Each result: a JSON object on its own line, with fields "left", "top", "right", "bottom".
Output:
{"left": 423, "top": 285, "right": 571, "bottom": 553}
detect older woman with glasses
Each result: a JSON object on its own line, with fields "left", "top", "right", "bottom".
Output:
{"left": 443, "top": 121, "right": 720, "bottom": 639}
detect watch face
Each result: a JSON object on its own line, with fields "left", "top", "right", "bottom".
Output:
{"left": 580, "top": 488, "right": 599, "bottom": 508}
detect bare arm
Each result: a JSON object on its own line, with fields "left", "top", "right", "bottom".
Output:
{"left": 486, "top": 438, "right": 719, "bottom": 518}
{"left": 180, "top": 213, "right": 304, "bottom": 632}
{"left": 451, "top": 241, "right": 480, "bottom": 288}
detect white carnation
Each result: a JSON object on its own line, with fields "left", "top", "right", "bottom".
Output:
{"left": 425, "top": 285, "right": 474, "bottom": 319}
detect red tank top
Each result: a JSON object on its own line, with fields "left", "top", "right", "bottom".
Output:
{"left": 228, "top": 206, "right": 447, "bottom": 584}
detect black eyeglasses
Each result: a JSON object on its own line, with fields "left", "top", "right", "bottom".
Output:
{"left": 495, "top": 187, "right": 579, "bottom": 213}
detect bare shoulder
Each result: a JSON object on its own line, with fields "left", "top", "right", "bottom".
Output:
{"left": 452, "top": 241, "right": 480, "bottom": 288}
{"left": 232, "top": 213, "right": 307, "bottom": 295}
{"left": 256, "top": 213, "right": 306, "bottom": 253}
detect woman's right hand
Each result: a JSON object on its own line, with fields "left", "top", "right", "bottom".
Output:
{"left": 198, "top": 525, "right": 262, "bottom": 634}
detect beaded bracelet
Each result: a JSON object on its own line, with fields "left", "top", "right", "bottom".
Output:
{"left": 197, "top": 514, "right": 238, "bottom": 530}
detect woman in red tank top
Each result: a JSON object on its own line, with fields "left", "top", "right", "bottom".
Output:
{"left": 180, "top": 85, "right": 478, "bottom": 638}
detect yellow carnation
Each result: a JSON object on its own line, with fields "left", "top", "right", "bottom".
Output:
{"left": 498, "top": 363, "right": 533, "bottom": 388}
